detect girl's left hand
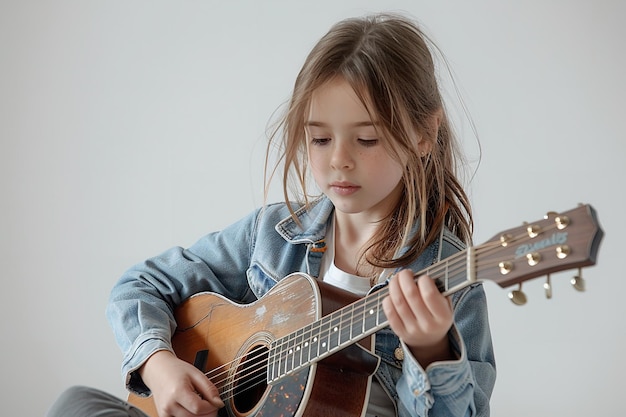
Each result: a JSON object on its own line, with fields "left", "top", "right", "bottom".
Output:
{"left": 382, "top": 269, "right": 455, "bottom": 366}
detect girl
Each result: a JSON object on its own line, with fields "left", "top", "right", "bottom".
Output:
{"left": 48, "top": 12, "right": 495, "bottom": 417}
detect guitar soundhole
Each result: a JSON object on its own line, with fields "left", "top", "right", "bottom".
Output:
{"left": 231, "top": 344, "right": 269, "bottom": 414}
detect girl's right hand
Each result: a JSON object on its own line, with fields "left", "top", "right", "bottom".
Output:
{"left": 139, "top": 350, "right": 224, "bottom": 417}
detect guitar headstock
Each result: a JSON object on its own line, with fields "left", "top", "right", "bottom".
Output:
{"left": 477, "top": 204, "right": 603, "bottom": 304}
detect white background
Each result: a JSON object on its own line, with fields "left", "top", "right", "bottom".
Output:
{"left": 1, "top": 1, "right": 624, "bottom": 415}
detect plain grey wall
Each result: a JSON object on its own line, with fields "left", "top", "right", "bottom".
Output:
{"left": 1, "top": 1, "right": 624, "bottom": 415}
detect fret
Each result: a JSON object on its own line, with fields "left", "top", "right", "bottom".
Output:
{"left": 340, "top": 305, "right": 352, "bottom": 345}
{"left": 278, "top": 340, "right": 285, "bottom": 378}
{"left": 348, "top": 301, "right": 361, "bottom": 341}
{"left": 362, "top": 296, "right": 380, "bottom": 333}
{"left": 269, "top": 339, "right": 284, "bottom": 382}
{"left": 359, "top": 297, "right": 367, "bottom": 335}
{"left": 301, "top": 322, "right": 313, "bottom": 365}
{"left": 282, "top": 334, "right": 294, "bottom": 375}
{"left": 319, "top": 315, "right": 332, "bottom": 357}
{"left": 347, "top": 302, "right": 353, "bottom": 340}
{"left": 267, "top": 345, "right": 276, "bottom": 382}
{"left": 327, "top": 313, "right": 342, "bottom": 351}
{"left": 311, "top": 331, "right": 320, "bottom": 362}
{"left": 375, "top": 292, "right": 386, "bottom": 326}
{"left": 291, "top": 327, "right": 305, "bottom": 371}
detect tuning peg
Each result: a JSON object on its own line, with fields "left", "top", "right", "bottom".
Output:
{"left": 508, "top": 283, "right": 527, "bottom": 306}
{"left": 571, "top": 268, "right": 585, "bottom": 292}
{"left": 544, "top": 211, "right": 558, "bottom": 219}
{"left": 544, "top": 275, "right": 553, "bottom": 299}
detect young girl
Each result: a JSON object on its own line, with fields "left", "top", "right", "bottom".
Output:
{"left": 47, "top": 12, "right": 495, "bottom": 417}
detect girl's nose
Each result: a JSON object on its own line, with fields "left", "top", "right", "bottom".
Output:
{"left": 330, "top": 142, "right": 355, "bottom": 170}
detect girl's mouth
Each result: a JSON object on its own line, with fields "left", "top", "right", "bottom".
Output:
{"left": 330, "top": 182, "right": 360, "bottom": 196}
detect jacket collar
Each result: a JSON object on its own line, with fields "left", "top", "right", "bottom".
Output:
{"left": 274, "top": 197, "right": 334, "bottom": 244}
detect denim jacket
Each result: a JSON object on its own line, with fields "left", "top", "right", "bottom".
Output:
{"left": 106, "top": 197, "right": 496, "bottom": 417}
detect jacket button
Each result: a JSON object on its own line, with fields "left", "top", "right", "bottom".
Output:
{"left": 413, "top": 388, "right": 421, "bottom": 396}
{"left": 394, "top": 346, "right": 404, "bottom": 361}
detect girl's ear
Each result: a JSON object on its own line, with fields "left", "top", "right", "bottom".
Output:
{"left": 417, "top": 108, "right": 442, "bottom": 156}
{"left": 417, "top": 136, "right": 433, "bottom": 157}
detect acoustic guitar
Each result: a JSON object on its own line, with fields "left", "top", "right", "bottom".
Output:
{"left": 128, "top": 204, "right": 603, "bottom": 417}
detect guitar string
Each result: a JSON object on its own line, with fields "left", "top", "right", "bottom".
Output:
{"left": 202, "top": 220, "right": 564, "bottom": 400}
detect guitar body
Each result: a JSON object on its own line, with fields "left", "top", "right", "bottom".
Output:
{"left": 128, "top": 273, "right": 380, "bottom": 417}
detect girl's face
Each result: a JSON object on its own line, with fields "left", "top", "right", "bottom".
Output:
{"left": 305, "top": 77, "right": 405, "bottom": 221}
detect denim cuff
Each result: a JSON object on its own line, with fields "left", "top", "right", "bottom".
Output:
{"left": 122, "top": 335, "right": 173, "bottom": 396}
{"left": 396, "top": 324, "right": 471, "bottom": 414}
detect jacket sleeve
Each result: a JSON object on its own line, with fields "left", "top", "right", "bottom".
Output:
{"left": 396, "top": 283, "right": 496, "bottom": 416}
{"left": 105, "top": 208, "right": 262, "bottom": 395}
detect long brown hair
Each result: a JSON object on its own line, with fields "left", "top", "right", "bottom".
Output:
{"left": 265, "top": 13, "right": 473, "bottom": 271}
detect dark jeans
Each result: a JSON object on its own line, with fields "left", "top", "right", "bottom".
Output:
{"left": 46, "top": 386, "right": 148, "bottom": 417}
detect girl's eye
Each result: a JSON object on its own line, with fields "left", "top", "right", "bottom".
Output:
{"left": 358, "top": 138, "right": 378, "bottom": 147}
{"left": 311, "top": 138, "right": 330, "bottom": 145}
